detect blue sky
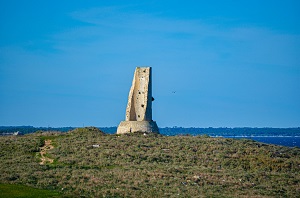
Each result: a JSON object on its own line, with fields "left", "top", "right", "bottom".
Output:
{"left": 0, "top": 0, "right": 299, "bottom": 127}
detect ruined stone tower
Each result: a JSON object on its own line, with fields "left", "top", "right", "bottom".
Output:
{"left": 117, "top": 67, "right": 159, "bottom": 134}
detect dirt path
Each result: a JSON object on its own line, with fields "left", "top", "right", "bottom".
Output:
{"left": 39, "top": 139, "right": 54, "bottom": 165}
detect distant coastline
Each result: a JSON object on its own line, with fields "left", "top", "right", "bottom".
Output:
{"left": 1, "top": 126, "right": 299, "bottom": 147}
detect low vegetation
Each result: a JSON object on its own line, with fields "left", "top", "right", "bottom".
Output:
{"left": 0, "top": 183, "right": 62, "bottom": 198}
{"left": 0, "top": 127, "right": 299, "bottom": 197}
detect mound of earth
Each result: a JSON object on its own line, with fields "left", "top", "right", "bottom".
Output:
{"left": 69, "top": 127, "right": 105, "bottom": 135}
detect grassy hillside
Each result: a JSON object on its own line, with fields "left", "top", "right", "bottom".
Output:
{"left": 0, "top": 127, "right": 299, "bottom": 197}
{"left": 0, "top": 183, "right": 62, "bottom": 198}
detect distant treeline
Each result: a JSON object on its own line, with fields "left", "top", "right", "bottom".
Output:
{"left": 0, "top": 126, "right": 74, "bottom": 135}
{"left": 0, "top": 126, "right": 300, "bottom": 136}
{"left": 0, "top": 126, "right": 116, "bottom": 135}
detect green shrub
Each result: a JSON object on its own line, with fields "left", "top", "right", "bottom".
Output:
{"left": 0, "top": 129, "right": 299, "bottom": 197}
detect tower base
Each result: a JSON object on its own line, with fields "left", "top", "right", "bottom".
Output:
{"left": 117, "top": 121, "right": 159, "bottom": 134}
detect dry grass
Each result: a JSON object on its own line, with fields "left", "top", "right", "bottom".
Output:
{"left": 39, "top": 139, "right": 54, "bottom": 165}
{"left": 0, "top": 128, "right": 299, "bottom": 197}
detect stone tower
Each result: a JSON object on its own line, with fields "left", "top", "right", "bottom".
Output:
{"left": 117, "top": 67, "right": 159, "bottom": 134}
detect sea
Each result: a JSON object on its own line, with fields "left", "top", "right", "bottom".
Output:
{"left": 160, "top": 132, "right": 300, "bottom": 148}
{"left": 217, "top": 136, "right": 300, "bottom": 147}
{"left": 156, "top": 128, "right": 300, "bottom": 148}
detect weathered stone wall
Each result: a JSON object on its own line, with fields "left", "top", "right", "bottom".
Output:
{"left": 117, "top": 67, "right": 159, "bottom": 134}
{"left": 117, "top": 121, "right": 159, "bottom": 134}
{"left": 126, "top": 67, "right": 152, "bottom": 121}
